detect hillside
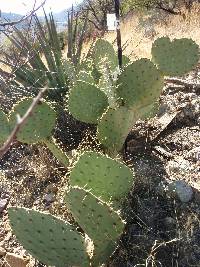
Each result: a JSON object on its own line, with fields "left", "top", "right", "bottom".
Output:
{"left": 82, "top": 3, "right": 200, "bottom": 61}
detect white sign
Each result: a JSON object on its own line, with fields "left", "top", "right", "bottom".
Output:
{"left": 107, "top": 13, "right": 117, "bottom": 31}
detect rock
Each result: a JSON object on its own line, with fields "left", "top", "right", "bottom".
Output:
{"left": 44, "top": 193, "right": 55, "bottom": 203}
{"left": 166, "top": 158, "right": 191, "bottom": 174}
{"left": 5, "top": 253, "right": 28, "bottom": 267}
{"left": 0, "top": 199, "right": 8, "bottom": 213}
{"left": 0, "top": 247, "right": 6, "bottom": 256}
{"left": 167, "top": 180, "right": 193, "bottom": 203}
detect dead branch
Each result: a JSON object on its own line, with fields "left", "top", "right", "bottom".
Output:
{"left": 0, "top": 86, "right": 47, "bottom": 159}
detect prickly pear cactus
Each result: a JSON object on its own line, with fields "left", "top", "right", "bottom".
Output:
{"left": 65, "top": 187, "right": 124, "bottom": 266}
{"left": 9, "top": 98, "right": 56, "bottom": 144}
{"left": 45, "top": 137, "right": 69, "bottom": 167}
{"left": 8, "top": 207, "right": 90, "bottom": 267}
{"left": 68, "top": 80, "right": 108, "bottom": 123}
{"left": 0, "top": 110, "right": 10, "bottom": 145}
{"left": 70, "top": 151, "right": 133, "bottom": 206}
{"left": 97, "top": 106, "right": 138, "bottom": 151}
{"left": 92, "top": 39, "right": 118, "bottom": 72}
{"left": 116, "top": 58, "right": 164, "bottom": 108}
{"left": 151, "top": 37, "right": 199, "bottom": 76}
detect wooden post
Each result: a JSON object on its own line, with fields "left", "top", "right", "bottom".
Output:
{"left": 114, "top": 0, "right": 122, "bottom": 68}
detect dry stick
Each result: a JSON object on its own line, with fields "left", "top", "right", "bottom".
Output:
{"left": 0, "top": 0, "right": 46, "bottom": 27}
{"left": 0, "top": 87, "right": 48, "bottom": 159}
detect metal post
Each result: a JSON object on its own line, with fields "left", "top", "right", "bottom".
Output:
{"left": 114, "top": 0, "right": 122, "bottom": 68}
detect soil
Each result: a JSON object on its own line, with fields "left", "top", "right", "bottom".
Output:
{"left": 0, "top": 68, "right": 200, "bottom": 267}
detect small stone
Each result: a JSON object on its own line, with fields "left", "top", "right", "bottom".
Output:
{"left": 44, "top": 193, "right": 55, "bottom": 203}
{"left": 0, "top": 247, "right": 6, "bottom": 256}
{"left": 0, "top": 199, "right": 8, "bottom": 213}
{"left": 167, "top": 180, "right": 193, "bottom": 203}
{"left": 5, "top": 253, "right": 28, "bottom": 267}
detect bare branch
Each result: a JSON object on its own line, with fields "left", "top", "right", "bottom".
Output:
{"left": 0, "top": 86, "right": 48, "bottom": 158}
{"left": 0, "top": 0, "right": 46, "bottom": 27}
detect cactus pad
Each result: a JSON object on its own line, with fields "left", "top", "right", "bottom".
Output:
{"left": 138, "top": 102, "right": 159, "bottom": 120}
{"left": 92, "top": 240, "right": 118, "bottom": 267}
{"left": 116, "top": 59, "right": 164, "bottom": 108}
{"left": 93, "top": 39, "right": 118, "bottom": 72}
{"left": 122, "top": 55, "right": 130, "bottom": 66}
{"left": 8, "top": 207, "right": 89, "bottom": 267}
{"left": 0, "top": 110, "right": 10, "bottom": 145}
{"left": 97, "top": 107, "right": 137, "bottom": 151}
{"left": 45, "top": 138, "right": 69, "bottom": 167}
{"left": 70, "top": 151, "right": 133, "bottom": 205}
{"left": 68, "top": 81, "right": 108, "bottom": 123}
{"left": 77, "top": 70, "right": 94, "bottom": 84}
{"left": 99, "top": 69, "right": 118, "bottom": 108}
{"left": 65, "top": 187, "right": 124, "bottom": 265}
{"left": 151, "top": 37, "right": 199, "bottom": 76}
{"left": 9, "top": 98, "right": 56, "bottom": 144}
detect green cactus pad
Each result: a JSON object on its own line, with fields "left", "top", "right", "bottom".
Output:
{"left": 92, "top": 66, "right": 102, "bottom": 83}
{"left": 0, "top": 110, "right": 10, "bottom": 146}
{"left": 8, "top": 207, "right": 89, "bottom": 267}
{"left": 65, "top": 187, "right": 124, "bottom": 240}
{"left": 9, "top": 98, "right": 56, "bottom": 144}
{"left": 68, "top": 81, "right": 108, "bottom": 124}
{"left": 97, "top": 106, "right": 138, "bottom": 151}
{"left": 92, "top": 240, "right": 117, "bottom": 267}
{"left": 77, "top": 70, "right": 94, "bottom": 84}
{"left": 138, "top": 102, "right": 159, "bottom": 120}
{"left": 65, "top": 187, "right": 124, "bottom": 265}
{"left": 45, "top": 138, "right": 69, "bottom": 167}
{"left": 116, "top": 59, "right": 164, "bottom": 108}
{"left": 99, "top": 69, "right": 118, "bottom": 108}
{"left": 70, "top": 151, "right": 133, "bottom": 206}
{"left": 122, "top": 55, "right": 130, "bottom": 66}
{"left": 79, "top": 58, "right": 93, "bottom": 72}
{"left": 93, "top": 39, "right": 118, "bottom": 72}
{"left": 63, "top": 59, "right": 76, "bottom": 81}
{"left": 151, "top": 37, "right": 199, "bottom": 76}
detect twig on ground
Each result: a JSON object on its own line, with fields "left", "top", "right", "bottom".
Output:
{"left": 0, "top": 86, "right": 47, "bottom": 159}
